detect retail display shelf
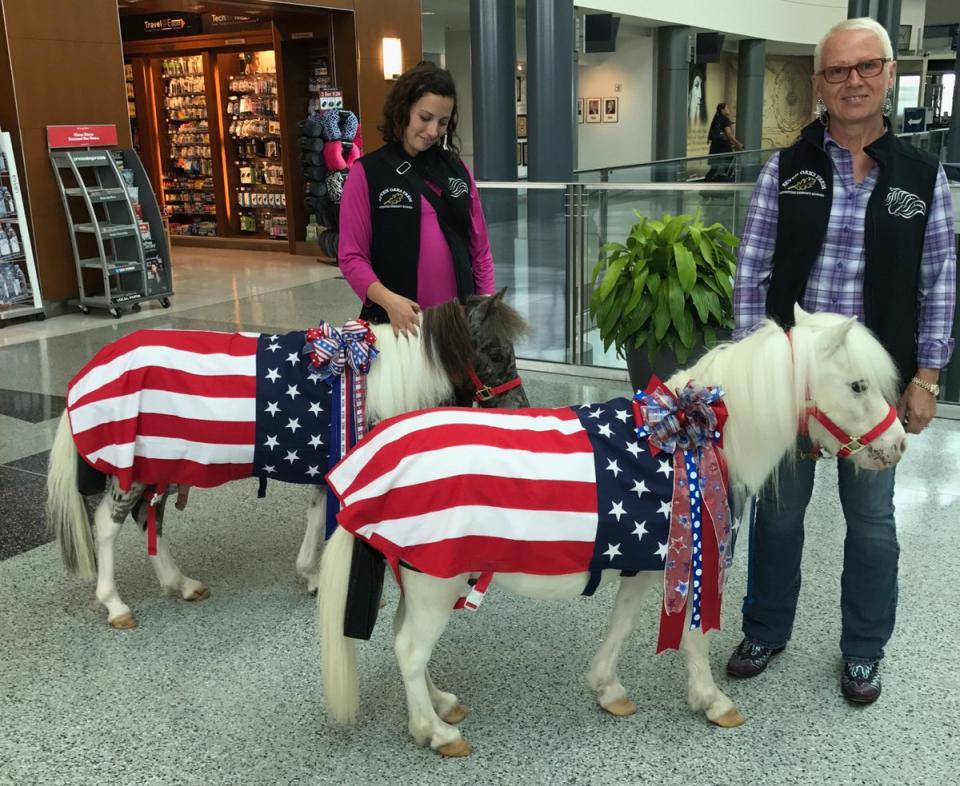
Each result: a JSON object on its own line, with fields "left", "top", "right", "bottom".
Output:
{"left": 0, "top": 131, "right": 43, "bottom": 322}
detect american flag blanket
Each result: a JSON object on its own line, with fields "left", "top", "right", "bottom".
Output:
{"left": 66, "top": 328, "right": 366, "bottom": 492}
{"left": 327, "top": 392, "right": 733, "bottom": 650}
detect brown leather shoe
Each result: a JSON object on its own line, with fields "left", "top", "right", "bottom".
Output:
{"left": 726, "top": 638, "right": 785, "bottom": 678}
{"left": 841, "top": 660, "right": 882, "bottom": 704}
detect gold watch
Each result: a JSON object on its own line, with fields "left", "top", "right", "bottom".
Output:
{"left": 910, "top": 377, "right": 940, "bottom": 396}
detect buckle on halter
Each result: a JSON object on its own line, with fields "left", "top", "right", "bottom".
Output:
{"left": 474, "top": 385, "right": 495, "bottom": 402}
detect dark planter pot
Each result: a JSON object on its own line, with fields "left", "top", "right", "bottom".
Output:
{"left": 625, "top": 328, "right": 733, "bottom": 393}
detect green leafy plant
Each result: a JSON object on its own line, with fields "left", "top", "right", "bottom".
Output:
{"left": 589, "top": 210, "right": 738, "bottom": 364}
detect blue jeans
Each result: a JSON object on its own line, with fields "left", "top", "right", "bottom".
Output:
{"left": 741, "top": 449, "right": 899, "bottom": 661}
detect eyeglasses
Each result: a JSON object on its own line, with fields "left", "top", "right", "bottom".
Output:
{"left": 819, "top": 58, "right": 889, "bottom": 84}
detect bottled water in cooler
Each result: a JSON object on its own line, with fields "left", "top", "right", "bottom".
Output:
{"left": 0, "top": 263, "right": 29, "bottom": 303}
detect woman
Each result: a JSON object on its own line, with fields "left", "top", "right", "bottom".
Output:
{"left": 705, "top": 103, "right": 742, "bottom": 182}
{"left": 726, "top": 18, "right": 955, "bottom": 704}
{"left": 338, "top": 61, "right": 495, "bottom": 336}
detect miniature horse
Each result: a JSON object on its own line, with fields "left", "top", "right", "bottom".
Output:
{"left": 46, "top": 291, "right": 529, "bottom": 628}
{"left": 317, "top": 307, "right": 906, "bottom": 756}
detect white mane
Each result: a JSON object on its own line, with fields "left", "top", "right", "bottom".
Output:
{"left": 365, "top": 324, "right": 454, "bottom": 423}
{"left": 666, "top": 321, "right": 797, "bottom": 496}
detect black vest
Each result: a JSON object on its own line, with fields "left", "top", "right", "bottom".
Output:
{"left": 766, "top": 121, "right": 939, "bottom": 385}
{"left": 359, "top": 144, "right": 474, "bottom": 324}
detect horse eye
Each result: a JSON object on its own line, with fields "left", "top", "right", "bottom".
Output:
{"left": 850, "top": 380, "right": 868, "bottom": 394}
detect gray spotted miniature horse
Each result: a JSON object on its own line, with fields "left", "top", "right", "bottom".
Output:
{"left": 46, "top": 291, "right": 529, "bottom": 628}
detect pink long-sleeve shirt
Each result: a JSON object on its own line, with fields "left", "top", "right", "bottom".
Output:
{"left": 337, "top": 159, "right": 495, "bottom": 309}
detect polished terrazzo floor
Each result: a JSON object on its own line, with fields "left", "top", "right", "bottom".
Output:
{"left": 1, "top": 248, "right": 958, "bottom": 785}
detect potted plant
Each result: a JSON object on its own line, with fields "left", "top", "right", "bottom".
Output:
{"left": 588, "top": 210, "right": 738, "bottom": 389}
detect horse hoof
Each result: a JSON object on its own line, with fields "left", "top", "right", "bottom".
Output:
{"left": 443, "top": 704, "right": 468, "bottom": 724}
{"left": 712, "top": 708, "right": 746, "bottom": 728}
{"left": 110, "top": 613, "right": 137, "bottom": 630}
{"left": 603, "top": 698, "right": 637, "bottom": 717}
{"left": 185, "top": 587, "right": 210, "bottom": 602}
{"left": 436, "top": 738, "right": 472, "bottom": 758}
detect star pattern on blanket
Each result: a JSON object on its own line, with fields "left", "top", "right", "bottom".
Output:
{"left": 252, "top": 333, "right": 333, "bottom": 484}
{"left": 576, "top": 398, "right": 674, "bottom": 574}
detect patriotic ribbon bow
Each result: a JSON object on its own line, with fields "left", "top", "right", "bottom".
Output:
{"left": 303, "top": 320, "right": 377, "bottom": 539}
{"left": 632, "top": 380, "right": 724, "bottom": 454}
{"left": 304, "top": 319, "right": 378, "bottom": 382}
{"left": 633, "top": 377, "right": 732, "bottom": 652}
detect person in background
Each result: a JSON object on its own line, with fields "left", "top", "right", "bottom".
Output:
{"left": 705, "top": 103, "right": 743, "bottom": 182}
{"left": 726, "top": 17, "right": 955, "bottom": 704}
{"left": 338, "top": 61, "right": 495, "bottom": 337}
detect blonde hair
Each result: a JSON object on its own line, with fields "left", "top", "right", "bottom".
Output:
{"left": 814, "top": 17, "right": 894, "bottom": 72}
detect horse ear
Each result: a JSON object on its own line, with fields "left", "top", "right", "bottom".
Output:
{"left": 793, "top": 303, "right": 810, "bottom": 324}
{"left": 824, "top": 316, "right": 857, "bottom": 355}
{"left": 472, "top": 287, "right": 507, "bottom": 323}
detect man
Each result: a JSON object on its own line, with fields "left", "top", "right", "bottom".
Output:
{"left": 727, "top": 17, "right": 956, "bottom": 704}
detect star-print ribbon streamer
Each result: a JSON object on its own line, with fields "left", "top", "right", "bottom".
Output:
{"left": 303, "top": 320, "right": 378, "bottom": 538}
{"left": 633, "top": 377, "right": 733, "bottom": 652}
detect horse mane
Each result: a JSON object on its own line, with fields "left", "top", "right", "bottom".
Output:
{"left": 422, "top": 300, "right": 475, "bottom": 390}
{"left": 365, "top": 307, "right": 458, "bottom": 423}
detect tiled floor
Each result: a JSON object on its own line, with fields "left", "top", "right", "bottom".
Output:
{"left": 1, "top": 247, "right": 958, "bottom": 785}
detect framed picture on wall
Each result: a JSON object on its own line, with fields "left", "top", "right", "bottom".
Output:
{"left": 516, "top": 113, "right": 528, "bottom": 138}
{"left": 586, "top": 97, "right": 601, "bottom": 123}
{"left": 602, "top": 97, "right": 619, "bottom": 123}
{"left": 898, "top": 25, "right": 912, "bottom": 51}
{"left": 577, "top": 97, "right": 584, "bottom": 123}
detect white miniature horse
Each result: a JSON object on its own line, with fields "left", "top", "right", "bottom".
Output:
{"left": 46, "top": 293, "right": 528, "bottom": 628}
{"left": 317, "top": 307, "right": 907, "bottom": 756}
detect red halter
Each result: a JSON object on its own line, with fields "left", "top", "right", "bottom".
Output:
{"left": 801, "top": 402, "right": 899, "bottom": 459}
{"left": 786, "top": 331, "right": 899, "bottom": 459}
{"left": 467, "top": 366, "right": 523, "bottom": 403}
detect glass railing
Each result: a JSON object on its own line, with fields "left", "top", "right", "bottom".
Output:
{"left": 576, "top": 147, "right": 780, "bottom": 185}
{"left": 477, "top": 180, "right": 960, "bottom": 412}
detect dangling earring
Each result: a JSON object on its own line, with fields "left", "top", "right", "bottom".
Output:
{"left": 815, "top": 97, "right": 829, "bottom": 126}
{"left": 882, "top": 90, "right": 893, "bottom": 117}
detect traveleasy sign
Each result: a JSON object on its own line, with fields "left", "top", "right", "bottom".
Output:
{"left": 121, "top": 13, "right": 202, "bottom": 40}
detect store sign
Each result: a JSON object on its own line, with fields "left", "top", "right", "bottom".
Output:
{"left": 121, "top": 13, "right": 202, "bottom": 40}
{"left": 47, "top": 125, "right": 119, "bottom": 149}
{"left": 201, "top": 13, "right": 265, "bottom": 33}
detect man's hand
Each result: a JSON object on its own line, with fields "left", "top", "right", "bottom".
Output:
{"left": 897, "top": 379, "right": 938, "bottom": 435}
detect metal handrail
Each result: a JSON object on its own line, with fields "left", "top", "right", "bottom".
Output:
{"left": 574, "top": 146, "right": 778, "bottom": 175}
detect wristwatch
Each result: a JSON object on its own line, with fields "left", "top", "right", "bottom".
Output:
{"left": 910, "top": 377, "right": 940, "bottom": 396}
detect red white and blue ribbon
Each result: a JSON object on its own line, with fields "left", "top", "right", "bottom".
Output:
{"left": 633, "top": 377, "right": 732, "bottom": 652}
{"left": 304, "top": 320, "right": 378, "bottom": 538}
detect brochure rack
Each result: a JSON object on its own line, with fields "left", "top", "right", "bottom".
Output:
{"left": 49, "top": 130, "right": 172, "bottom": 318}
{"left": 0, "top": 130, "right": 44, "bottom": 326}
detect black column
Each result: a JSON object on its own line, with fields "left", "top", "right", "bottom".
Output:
{"left": 847, "top": 0, "right": 875, "bottom": 18}
{"left": 470, "top": 0, "right": 517, "bottom": 182}
{"left": 736, "top": 39, "right": 765, "bottom": 151}
{"left": 654, "top": 25, "right": 689, "bottom": 161}
{"left": 525, "top": 0, "right": 575, "bottom": 180}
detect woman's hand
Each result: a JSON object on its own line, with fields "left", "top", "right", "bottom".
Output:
{"left": 383, "top": 292, "right": 422, "bottom": 337}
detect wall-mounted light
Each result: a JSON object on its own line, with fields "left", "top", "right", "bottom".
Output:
{"left": 382, "top": 37, "right": 402, "bottom": 80}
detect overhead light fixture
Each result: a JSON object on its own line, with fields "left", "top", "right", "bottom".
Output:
{"left": 382, "top": 37, "right": 402, "bottom": 80}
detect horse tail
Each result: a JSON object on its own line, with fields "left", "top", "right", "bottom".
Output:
{"left": 317, "top": 525, "right": 359, "bottom": 724}
{"left": 46, "top": 410, "right": 97, "bottom": 579}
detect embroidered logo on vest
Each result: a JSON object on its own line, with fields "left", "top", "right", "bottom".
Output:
{"left": 884, "top": 187, "right": 927, "bottom": 219}
{"left": 780, "top": 170, "right": 827, "bottom": 197}
{"left": 377, "top": 187, "right": 414, "bottom": 209}
{"left": 447, "top": 177, "right": 469, "bottom": 198}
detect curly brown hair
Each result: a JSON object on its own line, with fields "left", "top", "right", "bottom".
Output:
{"left": 379, "top": 61, "right": 461, "bottom": 159}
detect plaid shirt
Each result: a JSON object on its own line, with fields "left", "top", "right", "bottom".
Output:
{"left": 732, "top": 131, "right": 956, "bottom": 369}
